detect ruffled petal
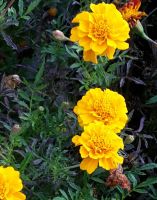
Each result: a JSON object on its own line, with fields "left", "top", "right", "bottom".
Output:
{"left": 80, "top": 157, "right": 98, "bottom": 174}
{"left": 83, "top": 50, "right": 97, "bottom": 63}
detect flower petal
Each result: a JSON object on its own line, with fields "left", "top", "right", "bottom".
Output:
{"left": 105, "top": 47, "right": 115, "bottom": 59}
{"left": 80, "top": 146, "right": 89, "bottom": 158}
{"left": 80, "top": 157, "right": 98, "bottom": 174}
{"left": 72, "top": 135, "right": 81, "bottom": 146}
{"left": 83, "top": 50, "right": 97, "bottom": 63}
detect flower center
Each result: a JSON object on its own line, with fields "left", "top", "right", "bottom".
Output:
{"left": 93, "top": 100, "right": 116, "bottom": 124}
{"left": 90, "top": 20, "right": 109, "bottom": 41}
{"left": 89, "top": 135, "right": 112, "bottom": 154}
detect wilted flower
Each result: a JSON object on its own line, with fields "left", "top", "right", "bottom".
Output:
{"left": 52, "top": 30, "right": 70, "bottom": 41}
{"left": 70, "top": 2, "right": 130, "bottom": 63}
{"left": 74, "top": 88, "right": 128, "bottom": 133}
{"left": 106, "top": 167, "right": 131, "bottom": 191}
{"left": 3, "top": 74, "right": 21, "bottom": 89}
{"left": 0, "top": 166, "right": 26, "bottom": 200}
{"left": 72, "top": 122, "right": 124, "bottom": 174}
{"left": 119, "top": 0, "right": 147, "bottom": 27}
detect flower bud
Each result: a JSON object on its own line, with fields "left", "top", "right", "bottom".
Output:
{"left": 39, "top": 106, "right": 44, "bottom": 112}
{"left": 11, "top": 124, "right": 21, "bottom": 133}
{"left": 52, "top": 30, "right": 70, "bottom": 41}
{"left": 124, "top": 135, "right": 135, "bottom": 144}
{"left": 62, "top": 101, "right": 70, "bottom": 110}
{"left": 48, "top": 7, "right": 57, "bottom": 17}
{"left": 134, "top": 20, "right": 157, "bottom": 47}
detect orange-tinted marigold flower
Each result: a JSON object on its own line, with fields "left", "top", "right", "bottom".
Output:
{"left": 72, "top": 122, "right": 124, "bottom": 174}
{"left": 119, "top": 0, "right": 147, "bottom": 27}
{"left": 0, "top": 166, "right": 26, "bottom": 200}
{"left": 70, "top": 3, "right": 130, "bottom": 63}
{"left": 74, "top": 88, "right": 128, "bottom": 133}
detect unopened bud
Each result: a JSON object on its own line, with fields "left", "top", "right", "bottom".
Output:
{"left": 11, "top": 124, "right": 21, "bottom": 133}
{"left": 52, "top": 30, "right": 70, "bottom": 41}
{"left": 124, "top": 135, "right": 135, "bottom": 144}
{"left": 134, "top": 20, "right": 157, "bottom": 47}
{"left": 39, "top": 106, "right": 44, "bottom": 112}
{"left": 48, "top": 7, "right": 57, "bottom": 17}
{"left": 62, "top": 101, "right": 70, "bottom": 109}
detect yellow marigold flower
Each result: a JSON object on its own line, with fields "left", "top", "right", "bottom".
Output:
{"left": 74, "top": 88, "right": 128, "bottom": 133}
{"left": 119, "top": 0, "right": 147, "bottom": 27}
{"left": 0, "top": 166, "right": 26, "bottom": 200}
{"left": 70, "top": 2, "right": 130, "bottom": 63}
{"left": 72, "top": 122, "right": 124, "bottom": 174}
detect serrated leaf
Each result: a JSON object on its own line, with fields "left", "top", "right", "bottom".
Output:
{"left": 134, "top": 188, "right": 148, "bottom": 193}
{"left": 65, "top": 45, "right": 79, "bottom": 59}
{"left": 25, "top": 0, "right": 41, "bottom": 15}
{"left": 146, "top": 95, "right": 157, "bottom": 104}
{"left": 139, "top": 163, "right": 157, "bottom": 171}
{"left": 34, "top": 58, "right": 45, "bottom": 85}
{"left": 90, "top": 177, "right": 105, "bottom": 184}
{"left": 18, "top": 0, "right": 24, "bottom": 16}
{"left": 70, "top": 63, "right": 81, "bottom": 69}
{"left": 136, "top": 177, "right": 157, "bottom": 188}
{"left": 59, "top": 190, "right": 69, "bottom": 200}
{"left": 127, "top": 173, "right": 137, "bottom": 188}
{"left": 18, "top": 100, "right": 29, "bottom": 109}
{"left": 20, "top": 152, "right": 32, "bottom": 173}
{"left": 19, "top": 91, "right": 30, "bottom": 101}
{"left": 53, "top": 198, "right": 66, "bottom": 200}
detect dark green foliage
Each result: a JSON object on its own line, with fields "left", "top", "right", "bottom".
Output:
{"left": 0, "top": 0, "right": 157, "bottom": 199}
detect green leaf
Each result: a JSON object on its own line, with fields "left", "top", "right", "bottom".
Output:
{"left": 127, "top": 173, "right": 137, "bottom": 188}
{"left": 59, "top": 190, "right": 69, "bottom": 200}
{"left": 18, "top": 0, "right": 24, "bottom": 16}
{"left": 25, "top": 0, "right": 41, "bottom": 15}
{"left": 90, "top": 177, "right": 105, "bottom": 184}
{"left": 53, "top": 198, "right": 66, "bottom": 200}
{"left": 139, "top": 163, "right": 157, "bottom": 171}
{"left": 20, "top": 152, "right": 33, "bottom": 172}
{"left": 18, "top": 100, "right": 29, "bottom": 109}
{"left": 34, "top": 58, "right": 45, "bottom": 85}
{"left": 18, "top": 90, "right": 30, "bottom": 101}
{"left": 70, "top": 63, "right": 81, "bottom": 69}
{"left": 136, "top": 177, "right": 157, "bottom": 188}
{"left": 134, "top": 188, "right": 148, "bottom": 193}
{"left": 146, "top": 95, "right": 157, "bottom": 104}
{"left": 65, "top": 45, "right": 79, "bottom": 60}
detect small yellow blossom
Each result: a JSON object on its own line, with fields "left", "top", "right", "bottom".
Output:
{"left": 0, "top": 166, "right": 26, "bottom": 200}
{"left": 119, "top": 0, "right": 147, "bottom": 27}
{"left": 74, "top": 88, "right": 128, "bottom": 133}
{"left": 70, "top": 2, "right": 130, "bottom": 63}
{"left": 72, "top": 122, "right": 124, "bottom": 174}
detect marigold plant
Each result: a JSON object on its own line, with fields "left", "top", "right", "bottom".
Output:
{"left": 0, "top": 166, "right": 26, "bottom": 200}
{"left": 70, "top": 2, "right": 130, "bottom": 63}
{"left": 74, "top": 88, "right": 128, "bottom": 133}
{"left": 72, "top": 122, "right": 124, "bottom": 174}
{"left": 119, "top": 0, "right": 147, "bottom": 27}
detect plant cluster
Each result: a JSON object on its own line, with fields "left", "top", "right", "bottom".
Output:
{"left": 0, "top": 0, "right": 157, "bottom": 200}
